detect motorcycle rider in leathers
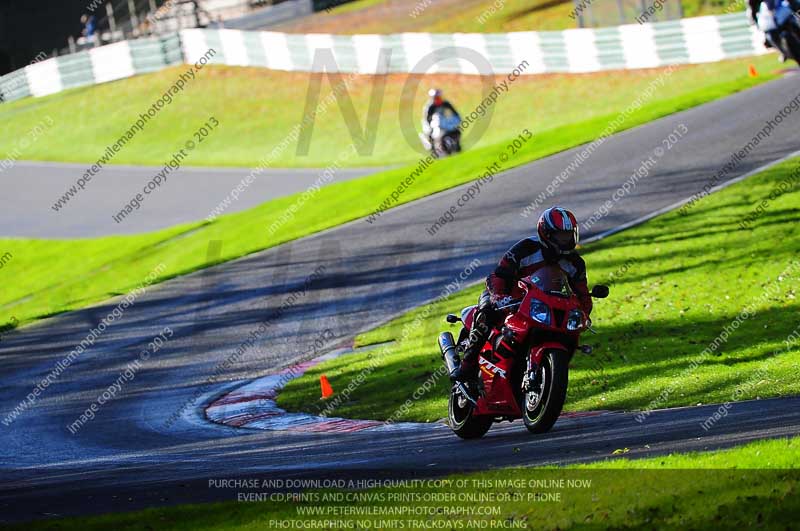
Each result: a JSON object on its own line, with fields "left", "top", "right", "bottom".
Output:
{"left": 422, "top": 88, "right": 460, "bottom": 154}
{"left": 748, "top": 0, "right": 800, "bottom": 61}
{"left": 451, "top": 206, "right": 593, "bottom": 381}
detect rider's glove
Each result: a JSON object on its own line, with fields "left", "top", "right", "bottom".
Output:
{"left": 492, "top": 295, "right": 515, "bottom": 309}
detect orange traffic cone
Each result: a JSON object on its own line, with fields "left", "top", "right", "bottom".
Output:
{"left": 748, "top": 64, "right": 758, "bottom": 77}
{"left": 320, "top": 375, "right": 334, "bottom": 399}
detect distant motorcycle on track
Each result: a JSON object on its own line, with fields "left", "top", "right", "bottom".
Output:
{"left": 756, "top": 0, "right": 800, "bottom": 65}
{"left": 420, "top": 111, "right": 462, "bottom": 158}
{"left": 437, "top": 264, "right": 609, "bottom": 439}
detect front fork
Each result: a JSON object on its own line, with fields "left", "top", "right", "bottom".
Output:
{"left": 454, "top": 382, "right": 478, "bottom": 407}
{"left": 522, "top": 346, "right": 543, "bottom": 393}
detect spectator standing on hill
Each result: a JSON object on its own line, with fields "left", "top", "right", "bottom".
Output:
{"left": 81, "top": 14, "right": 97, "bottom": 44}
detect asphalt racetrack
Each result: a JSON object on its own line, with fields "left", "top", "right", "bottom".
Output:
{"left": 2, "top": 75, "right": 800, "bottom": 522}
{"left": 1, "top": 162, "right": 383, "bottom": 238}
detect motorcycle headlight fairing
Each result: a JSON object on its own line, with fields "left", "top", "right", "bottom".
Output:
{"left": 529, "top": 299, "right": 551, "bottom": 325}
{"left": 566, "top": 309, "right": 584, "bottom": 331}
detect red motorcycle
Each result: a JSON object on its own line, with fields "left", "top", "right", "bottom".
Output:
{"left": 437, "top": 264, "right": 608, "bottom": 439}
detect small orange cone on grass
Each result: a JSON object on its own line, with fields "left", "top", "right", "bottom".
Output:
{"left": 748, "top": 64, "right": 758, "bottom": 78}
{"left": 320, "top": 375, "right": 334, "bottom": 399}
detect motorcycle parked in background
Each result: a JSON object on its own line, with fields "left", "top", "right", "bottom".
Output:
{"left": 420, "top": 111, "right": 462, "bottom": 158}
{"left": 437, "top": 264, "right": 609, "bottom": 439}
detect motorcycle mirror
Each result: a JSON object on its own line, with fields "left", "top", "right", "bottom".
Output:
{"left": 591, "top": 285, "right": 609, "bottom": 298}
{"left": 445, "top": 314, "right": 461, "bottom": 324}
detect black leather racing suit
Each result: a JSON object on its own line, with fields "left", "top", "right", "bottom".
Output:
{"left": 423, "top": 99, "right": 459, "bottom": 125}
{"left": 422, "top": 99, "right": 459, "bottom": 150}
{"left": 457, "top": 236, "right": 593, "bottom": 379}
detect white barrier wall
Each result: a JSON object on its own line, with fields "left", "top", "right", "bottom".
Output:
{"left": 90, "top": 41, "right": 136, "bottom": 85}
{"left": 183, "top": 13, "right": 768, "bottom": 75}
{"left": 0, "top": 13, "right": 769, "bottom": 103}
{"left": 0, "top": 34, "right": 183, "bottom": 103}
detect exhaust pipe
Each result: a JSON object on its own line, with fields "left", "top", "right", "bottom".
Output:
{"left": 438, "top": 332, "right": 460, "bottom": 377}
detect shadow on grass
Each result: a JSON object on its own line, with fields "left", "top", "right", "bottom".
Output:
{"left": 567, "top": 304, "right": 800, "bottom": 410}
{"left": 281, "top": 300, "right": 800, "bottom": 422}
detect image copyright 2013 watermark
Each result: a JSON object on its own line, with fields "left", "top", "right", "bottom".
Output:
{"left": 112, "top": 116, "right": 220, "bottom": 224}
{"left": 426, "top": 128, "right": 533, "bottom": 237}
{"left": 519, "top": 64, "right": 678, "bottom": 220}
{"left": 2, "top": 263, "right": 167, "bottom": 427}
{"left": 51, "top": 48, "right": 217, "bottom": 213}
{"left": 0, "top": 116, "right": 55, "bottom": 174}
{"left": 583, "top": 123, "right": 688, "bottom": 231}
{"left": 67, "top": 327, "right": 173, "bottom": 435}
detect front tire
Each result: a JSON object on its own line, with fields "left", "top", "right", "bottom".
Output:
{"left": 522, "top": 350, "right": 569, "bottom": 434}
{"left": 448, "top": 385, "right": 492, "bottom": 439}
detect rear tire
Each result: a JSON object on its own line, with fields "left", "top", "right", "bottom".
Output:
{"left": 448, "top": 385, "right": 492, "bottom": 439}
{"left": 522, "top": 350, "right": 569, "bottom": 434}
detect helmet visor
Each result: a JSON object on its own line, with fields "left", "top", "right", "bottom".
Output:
{"left": 551, "top": 230, "right": 576, "bottom": 250}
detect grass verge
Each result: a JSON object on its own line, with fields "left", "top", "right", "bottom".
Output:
{"left": 10, "top": 436, "right": 800, "bottom": 530}
{"left": 0, "top": 55, "right": 778, "bottom": 168}
{"left": 0, "top": 60, "right": 779, "bottom": 332}
{"left": 277, "top": 157, "right": 800, "bottom": 421}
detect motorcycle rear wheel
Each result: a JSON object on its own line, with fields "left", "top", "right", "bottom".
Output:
{"left": 448, "top": 385, "right": 492, "bottom": 439}
{"left": 522, "top": 350, "right": 569, "bottom": 434}
{"left": 442, "top": 134, "right": 458, "bottom": 155}
{"left": 783, "top": 29, "right": 800, "bottom": 65}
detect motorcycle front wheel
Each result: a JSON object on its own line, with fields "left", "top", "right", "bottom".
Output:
{"left": 448, "top": 384, "right": 492, "bottom": 439}
{"left": 521, "top": 350, "right": 569, "bottom": 434}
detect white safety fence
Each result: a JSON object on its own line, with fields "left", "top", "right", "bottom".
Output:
{"left": 0, "top": 34, "right": 182, "bottom": 102}
{"left": 0, "top": 13, "right": 769, "bottom": 104}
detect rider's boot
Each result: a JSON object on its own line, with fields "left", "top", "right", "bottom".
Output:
{"left": 450, "top": 307, "right": 491, "bottom": 382}
{"left": 428, "top": 134, "right": 440, "bottom": 158}
{"left": 450, "top": 351, "right": 478, "bottom": 382}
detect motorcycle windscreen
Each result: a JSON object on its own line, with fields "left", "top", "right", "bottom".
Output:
{"left": 528, "top": 264, "right": 571, "bottom": 296}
